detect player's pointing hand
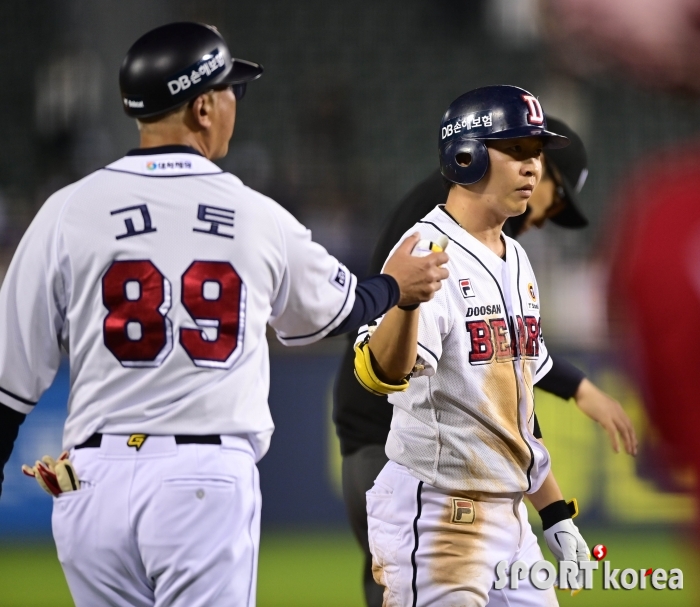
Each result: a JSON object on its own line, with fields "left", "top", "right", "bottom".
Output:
{"left": 383, "top": 233, "right": 449, "bottom": 308}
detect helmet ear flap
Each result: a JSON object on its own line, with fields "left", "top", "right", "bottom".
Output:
{"left": 439, "top": 139, "right": 489, "bottom": 185}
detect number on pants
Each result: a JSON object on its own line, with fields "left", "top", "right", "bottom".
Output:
{"left": 102, "top": 260, "right": 244, "bottom": 368}
{"left": 102, "top": 260, "right": 173, "bottom": 367}
{"left": 180, "top": 261, "right": 245, "bottom": 368}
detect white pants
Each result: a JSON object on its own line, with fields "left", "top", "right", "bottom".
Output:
{"left": 367, "top": 461, "right": 558, "bottom": 607}
{"left": 52, "top": 435, "right": 261, "bottom": 607}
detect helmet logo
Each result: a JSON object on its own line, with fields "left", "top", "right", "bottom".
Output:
{"left": 441, "top": 112, "right": 493, "bottom": 140}
{"left": 167, "top": 48, "right": 226, "bottom": 96}
{"left": 521, "top": 95, "right": 544, "bottom": 125}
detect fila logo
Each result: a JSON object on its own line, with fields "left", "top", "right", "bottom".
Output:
{"left": 451, "top": 498, "right": 475, "bottom": 524}
{"left": 521, "top": 95, "right": 544, "bottom": 125}
{"left": 127, "top": 434, "right": 148, "bottom": 451}
{"left": 459, "top": 278, "right": 475, "bottom": 298}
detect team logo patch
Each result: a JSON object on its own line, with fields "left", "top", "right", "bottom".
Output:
{"left": 521, "top": 94, "right": 544, "bottom": 125}
{"left": 451, "top": 498, "right": 475, "bottom": 524}
{"left": 459, "top": 278, "right": 475, "bottom": 298}
{"left": 527, "top": 282, "right": 536, "bottom": 302}
{"left": 127, "top": 434, "right": 148, "bottom": 451}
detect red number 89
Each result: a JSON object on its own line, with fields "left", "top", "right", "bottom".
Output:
{"left": 102, "top": 259, "right": 244, "bottom": 368}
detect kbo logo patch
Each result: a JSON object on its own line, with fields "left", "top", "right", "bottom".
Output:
{"left": 460, "top": 278, "right": 475, "bottom": 298}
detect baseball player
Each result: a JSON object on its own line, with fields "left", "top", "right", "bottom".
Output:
{"left": 0, "top": 23, "right": 449, "bottom": 607}
{"left": 334, "top": 117, "right": 637, "bottom": 606}
{"left": 355, "top": 86, "right": 590, "bottom": 606}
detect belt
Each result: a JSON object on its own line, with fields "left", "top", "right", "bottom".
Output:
{"left": 75, "top": 433, "right": 222, "bottom": 449}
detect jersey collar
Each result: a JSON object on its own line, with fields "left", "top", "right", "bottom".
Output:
{"left": 422, "top": 206, "right": 511, "bottom": 272}
{"left": 126, "top": 145, "right": 203, "bottom": 157}
{"left": 106, "top": 146, "right": 224, "bottom": 177}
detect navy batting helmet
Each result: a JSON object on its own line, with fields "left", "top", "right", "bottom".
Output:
{"left": 439, "top": 85, "right": 569, "bottom": 185}
{"left": 120, "top": 22, "right": 263, "bottom": 119}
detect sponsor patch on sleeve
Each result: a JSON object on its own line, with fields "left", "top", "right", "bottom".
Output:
{"left": 330, "top": 265, "right": 348, "bottom": 291}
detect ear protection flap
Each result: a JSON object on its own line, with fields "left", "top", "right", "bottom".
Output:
{"left": 439, "top": 138, "right": 489, "bottom": 185}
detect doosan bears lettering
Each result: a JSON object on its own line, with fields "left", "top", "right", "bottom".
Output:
{"left": 465, "top": 315, "right": 540, "bottom": 364}
{"left": 465, "top": 304, "right": 502, "bottom": 318}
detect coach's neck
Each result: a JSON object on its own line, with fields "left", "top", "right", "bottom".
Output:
{"left": 135, "top": 89, "right": 236, "bottom": 160}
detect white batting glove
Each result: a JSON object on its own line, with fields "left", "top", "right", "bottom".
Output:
{"left": 544, "top": 518, "right": 590, "bottom": 593}
{"left": 21, "top": 451, "right": 80, "bottom": 497}
{"left": 540, "top": 498, "right": 589, "bottom": 595}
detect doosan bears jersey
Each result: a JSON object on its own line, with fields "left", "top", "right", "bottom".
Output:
{"left": 357, "top": 205, "right": 551, "bottom": 494}
{"left": 0, "top": 148, "right": 355, "bottom": 460}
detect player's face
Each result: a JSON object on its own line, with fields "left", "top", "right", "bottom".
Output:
{"left": 208, "top": 86, "right": 237, "bottom": 159}
{"left": 476, "top": 137, "right": 543, "bottom": 220}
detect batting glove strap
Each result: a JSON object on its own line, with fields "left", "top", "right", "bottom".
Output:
{"left": 539, "top": 498, "right": 579, "bottom": 530}
{"left": 21, "top": 452, "right": 80, "bottom": 497}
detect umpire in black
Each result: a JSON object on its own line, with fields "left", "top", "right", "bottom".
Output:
{"left": 333, "top": 117, "right": 637, "bottom": 607}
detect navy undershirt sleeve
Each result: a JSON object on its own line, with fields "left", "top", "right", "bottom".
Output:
{"left": 0, "top": 403, "right": 26, "bottom": 499}
{"left": 327, "top": 274, "right": 400, "bottom": 337}
{"left": 536, "top": 355, "right": 586, "bottom": 400}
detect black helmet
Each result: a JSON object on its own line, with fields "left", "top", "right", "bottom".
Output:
{"left": 439, "top": 85, "right": 569, "bottom": 185}
{"left": 119, "top": 22, "right": 263, "bottom": 119}
{"left": 543, "top": 117, "right": 589, "bottom": 228}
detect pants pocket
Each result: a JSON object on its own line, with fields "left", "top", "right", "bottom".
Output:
{"left": 52, "top": 483, "right": 97, "bottom": 565}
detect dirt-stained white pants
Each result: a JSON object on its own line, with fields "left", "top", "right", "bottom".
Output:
{"left": 367, "top": 461, "right": 558, "bottom": 607}
{"left": 52, "top": 435, "right": 261, "bottom": 607}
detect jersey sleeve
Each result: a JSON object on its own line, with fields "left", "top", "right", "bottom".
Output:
{"left": 364, "top": 225, "right": 451, "bottom": 376}
{"left": 534, "top": 323, "right": 552, "bottom": 383}
{"left": 353, "top": 278, "right": 450, "bottom": 378}
{"left": 414, "top": 287, "right": 450, "bottom": 376}
{"left": 0, "top": 194, "right": 68, "bottom": 414}
{"left": 531, "top": 276, "right": 552, "bottom": 383}
{"left": 269, "top": 206, "right": 356, "bottom": 346}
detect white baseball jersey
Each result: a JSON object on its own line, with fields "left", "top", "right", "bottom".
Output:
{"left": 358, "top": 205, "right": 551, "bottom": 494}
{"left": 0, "top": 148, "right": 356, "bottom": 459}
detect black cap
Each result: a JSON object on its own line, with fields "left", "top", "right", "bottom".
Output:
{"left": 119, "top": 22, "right": 263, "bottom": 119}
{"left": 544, "top": 117, "right": 589, "bottom": 228}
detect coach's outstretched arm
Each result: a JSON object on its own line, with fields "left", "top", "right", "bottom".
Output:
{"left": 327, "top": 234, "right": 448, "bottom": 339}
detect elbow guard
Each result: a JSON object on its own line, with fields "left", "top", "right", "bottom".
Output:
{"left": 353, "top": 340, "right": 410, "bottom": 396}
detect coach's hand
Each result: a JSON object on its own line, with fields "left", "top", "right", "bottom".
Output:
{"left": 383, "top": 233, "right": 449, "bottom": 307}
{"left": 574, "top": 379, "right": 638, "bottom": 456}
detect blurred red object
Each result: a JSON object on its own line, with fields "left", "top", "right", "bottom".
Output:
{"left": 545, "top": 0, "right": 700, "bottom": 94}
{"left": 608, "top": 140, "right": 700, "bottom": 477}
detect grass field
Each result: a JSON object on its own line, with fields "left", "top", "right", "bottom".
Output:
{"left": 0, "top": 528, "right": 695, "bottom": 606}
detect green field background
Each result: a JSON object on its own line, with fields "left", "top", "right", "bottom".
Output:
{"left": 0, "top": 527, "right": 695, "bottom": 607}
